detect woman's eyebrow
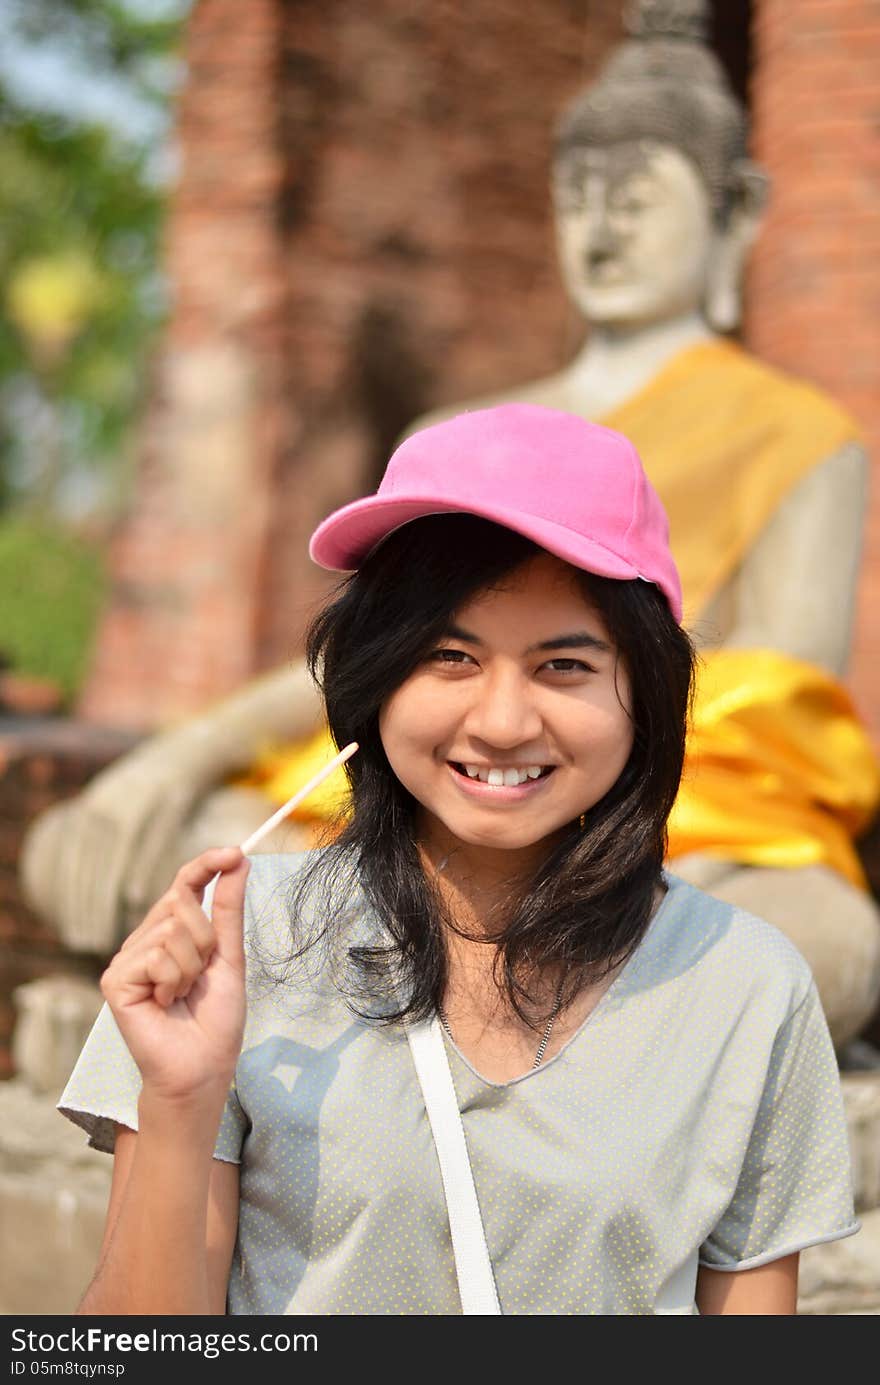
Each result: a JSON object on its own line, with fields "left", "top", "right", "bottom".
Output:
{"left": 441, "top": 622, "right": 612, "bottom": 655}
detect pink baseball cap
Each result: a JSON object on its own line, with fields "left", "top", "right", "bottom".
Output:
{"left": 308, "top": 403, "right": 683, "bottom": 622}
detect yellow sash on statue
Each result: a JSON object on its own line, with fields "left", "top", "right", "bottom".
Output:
{"left": 229, "top": 340, "right": 879, "bottom": 884}
{"left": 230, "top": 722, "right": 354, "bottom": 837}
{"left": 667, "top": 648, "right": 879, "bottom": 890}
{"left": 600, "top": 339, "right": 861, "bottom": 624}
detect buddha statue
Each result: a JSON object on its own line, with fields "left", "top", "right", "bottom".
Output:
{"left": 20, "top": 0, "right": 880, "bottom": 1049}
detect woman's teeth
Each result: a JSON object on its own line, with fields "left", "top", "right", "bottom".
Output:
{"left": 455, "top": 763, "right": 550, "bottom": 786}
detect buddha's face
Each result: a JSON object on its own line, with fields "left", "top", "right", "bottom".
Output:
{"left": 552, "top": 140, "right": 715, "bottom": 328}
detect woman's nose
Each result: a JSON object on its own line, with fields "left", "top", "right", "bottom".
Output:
{"left": 462, "top": 665, "right": 544, "bottom": 748}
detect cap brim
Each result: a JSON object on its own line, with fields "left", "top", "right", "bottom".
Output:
{"left": 308, "top": 493, "right": 640, "bottom": 584}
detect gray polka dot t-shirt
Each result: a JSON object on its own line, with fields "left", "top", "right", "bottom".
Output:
{"left": 58, "top": 851, "right": 859, "bottom": 1315}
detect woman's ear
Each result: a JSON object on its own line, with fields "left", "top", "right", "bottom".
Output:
{"left": 705, "top": 160, "right": 770, "bottom": 331}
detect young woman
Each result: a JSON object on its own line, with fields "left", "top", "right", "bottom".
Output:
{"left": 60, "top": 404, "right": 858, "bottom": 1316}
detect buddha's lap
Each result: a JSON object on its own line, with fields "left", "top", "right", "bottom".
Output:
{"left": 673, "top": 854, "right": 880, "bottom": 1049}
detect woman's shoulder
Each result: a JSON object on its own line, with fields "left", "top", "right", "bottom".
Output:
{"left": 653, "top": 869, "right": 815, "bottom": 1026}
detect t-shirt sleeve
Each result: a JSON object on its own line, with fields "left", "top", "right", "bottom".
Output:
{"left": 57, "top": 1000, "right": 143, "bottom": 1153}
{"left": 56, "top": 1001, "right": 248, "bottom": 1163}
{"left": 698, "top": 978, "right": 859, "bottom": 1271}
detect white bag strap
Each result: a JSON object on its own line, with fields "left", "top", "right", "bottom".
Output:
{"left": 406, "top": 1015, "right": 502, "bottom": 1315}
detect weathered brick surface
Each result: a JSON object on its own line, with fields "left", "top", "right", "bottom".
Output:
{"left": 77, "top": 0, "right": 296, "bottom": 729}
{"left": 76, "top": 0, "right": 626, "bottom": 730}
{"left": 748, "top": 0, "right": 880, "bottom": 742}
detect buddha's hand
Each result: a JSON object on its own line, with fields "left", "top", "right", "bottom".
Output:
{"left": 99, "top": 847, "right": 250, "bottom": 1102}
{"left": 20, "top": 737, "right": 213, "bottom": 954}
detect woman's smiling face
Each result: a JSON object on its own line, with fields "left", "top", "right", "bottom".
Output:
{"left": 378, "top": 551, "right": 635, "bottom": 872}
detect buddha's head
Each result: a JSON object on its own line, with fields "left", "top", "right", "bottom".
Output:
{"left": 552, "top": 0, "right": 768, "bottom": 332}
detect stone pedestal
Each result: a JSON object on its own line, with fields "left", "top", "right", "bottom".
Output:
{"left": 799, "top": 1210, "right": 880, "bottom": 1315}
{"left": 0, "top": 1079, "right": 111, "bottom": 1316}
{"left": 0, "top": 717, "right": 140, "bottom": 1079}
{"left": 12, "top": 977, "right": 103, "bottom": 1097}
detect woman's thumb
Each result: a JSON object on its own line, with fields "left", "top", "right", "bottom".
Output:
{"left": 207, "top": 855, "right": 250, "bottom": 965}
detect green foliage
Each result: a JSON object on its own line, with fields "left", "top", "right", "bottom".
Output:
{"left": 0, "top": 513, "right": 107, "bottom": 702}
{"left": 0, "top": 114, "right": 166, "bottom": 495}
{"left": 0, "top": 1, "right": 189, "bottom": 692}
{"left": 0, "top": 0, "right": 188, "bottom": 515}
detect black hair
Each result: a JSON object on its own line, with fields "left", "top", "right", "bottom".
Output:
{"left": 271, "top": 512, "right": 696, "bottom": 1032}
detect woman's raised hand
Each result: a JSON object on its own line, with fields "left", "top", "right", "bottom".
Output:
{"left": 99, "top": 846, "right": 250, "bottom": 1103}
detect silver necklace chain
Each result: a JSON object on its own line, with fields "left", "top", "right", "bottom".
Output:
{"left": 438, "top": 974, "right": 566, "bottom": 1071}
{"left": 433, "top": 850, "right": 566, "bottom": 1070}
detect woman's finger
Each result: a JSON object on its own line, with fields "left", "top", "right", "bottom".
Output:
{"left": 207, "top": 857, "right": 250, "bottom": 968}
{"left": 155, "top": 886, "right": 216, "bottom": 958}
{"left": 101, "top": 942, "right": 176, "bottom": 1009}
{"left": 152, "top": 924, "right": 208, "bottom": 1001}
{"left": 176, "top": 846, "right": 245, "bottom": 899}
{"left": 108, "top": 911, "right": 212, "bottom": 996}
{"left": 105, "top": 845, "right": 249, "bottom": 1012}
{"left": 120, "top": 850, "right": 238, "bottom": 952}
{"left": 144, "top": 946, "right": 184, "bottom": 1009}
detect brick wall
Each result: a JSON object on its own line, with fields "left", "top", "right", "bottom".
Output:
{"left": 77, "top": 0, "right": 295, "bottom": 729}
{"left": 77, "top": 0, "right": 625, "bottom": 730}
{"left": 748, "top": 0, "right": 880, "bottom": 741}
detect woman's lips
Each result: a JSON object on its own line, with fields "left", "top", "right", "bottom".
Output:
{"left": 446, "top": 761, "right": 556, "bottom": 803}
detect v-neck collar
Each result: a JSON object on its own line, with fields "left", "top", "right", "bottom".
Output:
{"left": 440, "top": 870, "right": 682, "bottom": 1091}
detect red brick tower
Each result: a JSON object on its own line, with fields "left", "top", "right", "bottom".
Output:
{"left": 748, "top": 0, "right": 880, "bottom": 738}
{"left": 78, "top": 0, "right": 625, "bottom": 730}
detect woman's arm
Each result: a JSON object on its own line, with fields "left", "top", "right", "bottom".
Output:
{"left": 695, "top": 1254, "right": 799, "bottom": 1315}
{"left": 73, "top": 847, "right": 249, "bottom": 1314}
{"left": 77, "top": 1118, "right": 240, "bottom": 1316}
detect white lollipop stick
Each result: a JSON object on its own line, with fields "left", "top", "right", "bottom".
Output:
{"left": 203, "top": 740, "right": 359, "bottom": 917}
{"left": 238, "top": 739, "right": 359, "bottom": 852}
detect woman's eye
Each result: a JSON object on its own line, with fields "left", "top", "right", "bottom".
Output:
{"left": 429, "top": 648, "right": 472, "bottom": 664}
{"left": 428, "top": 650, "right": 593, "bottom": 674}
{"left": 544, "top": 658, "right": 594, "bottom": 674}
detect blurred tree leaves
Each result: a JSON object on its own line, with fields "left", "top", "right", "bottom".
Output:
{"left": 10, "top": 0, "right": 183, "bottom": 71}
{"left": 0, "top": 0, "right": 188, "bottom": 520}
{"left": 0, "top": 512, "right": 107, "bottom": 699}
